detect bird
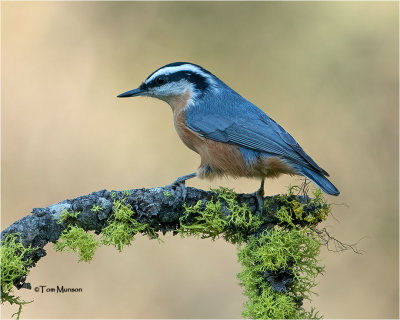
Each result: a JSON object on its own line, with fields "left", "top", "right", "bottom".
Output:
{"left": 117, "top": 62, "right": 339, "bottom": 210}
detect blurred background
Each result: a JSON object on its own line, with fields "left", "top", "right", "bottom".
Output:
{"left": 2, "top": 1, "right": 398, "bottom": 319}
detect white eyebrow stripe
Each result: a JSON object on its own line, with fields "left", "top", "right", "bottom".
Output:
{"left": 145, "top": 64, "right": 206, "bottom": 83}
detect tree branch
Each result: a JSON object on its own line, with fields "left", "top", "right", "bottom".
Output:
{"left": 1, "top": 186, "right": 266, "bottom": 278}
{"left": 2, "top": 185, "right": 335, "bottom": 319}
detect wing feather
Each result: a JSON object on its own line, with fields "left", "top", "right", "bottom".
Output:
{"left": 185, "top": 94, "right": 328, "bottom": 176}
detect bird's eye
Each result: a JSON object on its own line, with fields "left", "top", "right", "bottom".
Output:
{"left": 155, "top": 76, "right": 166, "bottom": 85}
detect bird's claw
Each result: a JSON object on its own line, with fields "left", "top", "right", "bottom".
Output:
{"left": 168, "top": 180, "right": 187, "bottom": 201}
{"left": 167, "top": 173, "right": 196, "bottom": 201}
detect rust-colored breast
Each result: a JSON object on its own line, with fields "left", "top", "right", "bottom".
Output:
{"left": 174, "top": 110, "right": 204, "bottom": 153}
{"left": 196, "top": 138, "right": 251, "bottom": 179}
{"left": 173, "top": 104, "right": 250, "bottom": 179}
{"left": 172, "top": 91, "right": 204, "bottom": 153}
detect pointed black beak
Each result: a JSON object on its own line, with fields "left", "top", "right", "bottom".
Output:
{"left": 117, "top": 87, "right": 144, "bottom": 98}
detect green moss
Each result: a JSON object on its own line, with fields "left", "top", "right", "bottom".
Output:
{"left": 90, "top": 205, "right": 103, "bottom": 213}
{"left": 240, "top": 281, "right": 299, "bottom": 319}
{"left": 179, "top": 186, "right": 327, "bottom": 319}
{"left": 237, "top": 188, "right": 326, "bottom": 319}
{"left": 163, "top": 191, "right": 172, "bottom": 197}
{"left": 179, "top": 199, "right": 226, "bottom": 240}
{"left": 304, "top": 189, "right": 330, "bottom": 224}
{"left": 275, "top": 206, "right": 296, "bottom": 228}
{"left": 54, "top": 226, "right": 99, "bottom": 262}
{"left": 239, "top": 227, "right": 321, "bottom": 274}
{"left": 1, "top": 233, "right": 36, "bottom": 318}
{"left": 57, "top": 209, "right": 80, "bottom": 224}
{"left": 101, "top": 198, "right": 158, "bottom": 251}
{"left": 179, "top": 187, "right": 262, "bottom": 244}
{"left": 54, "top": 198, "right": 159, "bottom": 262}
{"left": 265, "top": 188, "right": 330, "bottom": 226}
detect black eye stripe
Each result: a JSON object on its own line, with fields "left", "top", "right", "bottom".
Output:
{"left": 155, "top": 76, "right": 166, "bottom": 85}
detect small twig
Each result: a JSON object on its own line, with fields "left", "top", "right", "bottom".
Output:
{"left": 314, "top": 227, "right": 364, "bottom": 254}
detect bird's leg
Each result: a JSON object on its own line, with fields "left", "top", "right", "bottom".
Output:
{"left": 171, "top": 172, "right": 197, "bottom": 186}
{"left": 255, "top": 179, "right": 265, "bottom": 214}
{"left": 169, "top": 172, "right": 197, "bottom": 201}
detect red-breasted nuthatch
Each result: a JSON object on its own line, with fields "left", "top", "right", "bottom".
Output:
{"left": 118, "top": 62, "right": 339, "bottom": 207}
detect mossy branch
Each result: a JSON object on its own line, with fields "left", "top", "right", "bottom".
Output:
{"left": 1, "top": 185, "right": 335, "bottom": 319}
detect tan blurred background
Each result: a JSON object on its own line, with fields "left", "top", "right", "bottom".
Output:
{"left": 1, "top": 1, "right": 398, "bottom": 319}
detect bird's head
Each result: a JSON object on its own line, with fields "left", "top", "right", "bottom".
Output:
{"left": 117, "top": 62, "right": 219, "bottom": 107}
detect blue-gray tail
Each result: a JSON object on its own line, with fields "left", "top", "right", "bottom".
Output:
{"left": 299, "top": 167, "right": 340, "bottom": 196}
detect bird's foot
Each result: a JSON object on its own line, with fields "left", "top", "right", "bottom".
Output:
{"left": 167, "top": 173, "right": 196, "bottom": 202}
{"left": 169, "top": 179, "right": 188, "bottom": 201}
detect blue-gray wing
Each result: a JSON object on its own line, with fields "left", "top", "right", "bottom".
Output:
{"left": 185, "top": 96, "right": 328, "bottom": 176}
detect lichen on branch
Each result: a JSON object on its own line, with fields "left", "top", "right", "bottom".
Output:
{"left": 54, "top": 225, "right": 99, "bottom": 262}
{"left": 179, "top": 187, "right": 327, "bottom": 319}
{"left": 101, "top": 196, "right": 159, "bottom": 251}
{"left": 1, "top": 185, "right": 335, "bottom": 319}
{"left": 0, "top": 233, "right": 36, "bottom": 319}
